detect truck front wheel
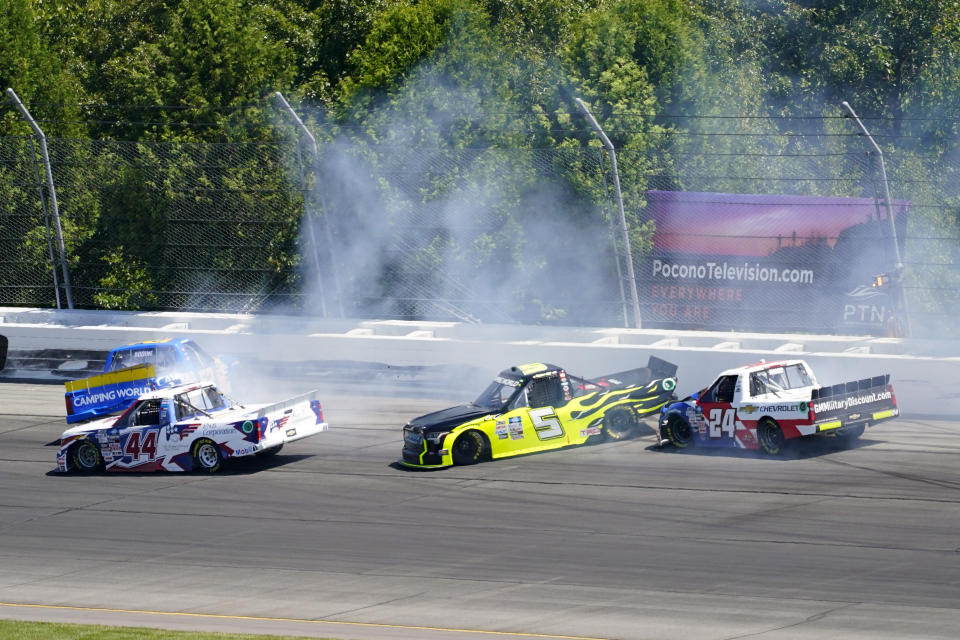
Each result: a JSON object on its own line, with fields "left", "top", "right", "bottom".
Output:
{"left": 71, "top": 439, "right": 104, "bottom": 473}
{"left": 452, "top": 430, "right": 486, "bottom": 465}
{"left": 757, "top": 418, "right": 785, "bottom": 455}
{"left": 664, "top": 416, "right": 694, "bottom": 449}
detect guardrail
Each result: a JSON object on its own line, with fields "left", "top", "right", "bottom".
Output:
{"left": 2, "top": 306, "right": 958, "bottom": 416}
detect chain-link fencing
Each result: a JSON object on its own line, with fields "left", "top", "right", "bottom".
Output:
{"left": 1, "top": 107, "right": 957, "bottom": 338}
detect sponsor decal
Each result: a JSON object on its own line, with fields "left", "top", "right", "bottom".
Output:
{"left": 741, "top": 404, "right": 759, "bottom": 414}
{"left": 207, "top": 428, "right": 237, "bottom": 437}
{"left": 848, "top": 413, "right": 861, "bottom": 420}
{"left": 580, "top": 427, "right": 602, "bottom": 437}
{"left": 166, "top": 423, "right": 199, "bottom": 441}
{"left": 652, "top": 259, "right": 815, "bottom": 285}
{"left": 241, "top": 421, "right": 255, "bottom": 434}
{"left": 750, "top": 403, "right": 804, "bottom": 413}
{"left": 508, "top": 416, "right": 524, "bottom": 440}
{"left": 662, "top": 379, "right": 676, "bottom": 391}
{"left": 71, "top": 385, "right": 154, "bottom": 408}
{"left": 494, "top": 376, "right": 521, "bottom": 387}
{"left": 813, "top": 390, "right": 893, "bottom": 413}
{"left": 272, "top": 416, "right": 290, "bottom": 433}
{"left": 559, "top": 370, "right": 571, "bottom": 400}
{"left": 285, "top": 428, "right": 297, "bottom": 437}
{"left": 495, "top": 420, "right": 509, "bottom": 440}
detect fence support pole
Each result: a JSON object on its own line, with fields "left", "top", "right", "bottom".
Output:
{"left": 28, "top": 137, "right": 62, "bottom": 309}
{"left": 7, "top": 88, "right": 73, "bottom": 309}
{"left": 273, "top": 92, "right": 343, "bottom": 318}
{"left": 575, "top": 98, "right": 642, "bottom": 328}
{"left": 841, "top": 101, "right": 911, "bottom": 336}
{"left": 596, "top": 149, "right": 630, "bottom": 328}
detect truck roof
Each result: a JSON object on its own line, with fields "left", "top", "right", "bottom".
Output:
{"left": 497, "top": 363, "right": 563, "bottom": 381}
{"left": 131, "top": 380, "right": 219, "bottom": 401}
{"left": 111, "top": 338, "right": 195, "bottom": 351}
{"left": 714, "top": 359, "right": 808, "bottom": 378}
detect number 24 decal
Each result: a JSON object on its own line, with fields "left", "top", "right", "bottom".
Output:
{"left": 708, "top": 408, "right": 737, "bottom": 438}
{"left": 529, "top": 407, "right": 564, "bottom": 440}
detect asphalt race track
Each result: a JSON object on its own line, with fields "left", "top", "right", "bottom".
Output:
{"left": 1, "top": 380, "right": 959, "bottom": 640}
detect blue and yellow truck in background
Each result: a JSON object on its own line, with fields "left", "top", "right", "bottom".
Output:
{"left": 64, "top": 338, "right": 231, "bottom": 423}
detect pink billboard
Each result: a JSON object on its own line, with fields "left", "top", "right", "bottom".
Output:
{"left": 641, "top": 190, "right": 908, "bottom": 334}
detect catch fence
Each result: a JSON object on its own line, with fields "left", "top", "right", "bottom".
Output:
{"left": 1, "top": 101, "right": 957, "bottom": 338}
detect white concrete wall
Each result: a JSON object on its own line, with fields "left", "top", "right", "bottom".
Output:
{"left": 2, "top": 306, "right": 957, "bottom": 416}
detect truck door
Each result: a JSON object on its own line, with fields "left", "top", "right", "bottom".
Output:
{"left": 524, "top": 374, "right": 566, "bottom": 441}
{"left": 116, "top": 398, "right": 165, "bottom": 467}
{"left": 697, "top": 374, "right": 739, "bottom": 444}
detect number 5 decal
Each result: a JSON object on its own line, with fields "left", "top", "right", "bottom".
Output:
{"left": 529, "top": 407, "right": 563, "bottom": 440}
{"left": 708, "top": 408, "right": 737, "bottom": 438}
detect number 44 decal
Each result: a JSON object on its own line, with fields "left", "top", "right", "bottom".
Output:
{"left": 125, "top": 430, "right": 158, "bottom": 459}
{"left": 708, "top": 408, "right": 737, "bottom": 438}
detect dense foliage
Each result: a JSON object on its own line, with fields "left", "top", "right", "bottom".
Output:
{"left": 2, "top": 0, "right": 958, "bottom": 327}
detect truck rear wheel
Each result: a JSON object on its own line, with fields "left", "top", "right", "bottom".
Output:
{"left": 260, "top": 444, "right": 284, "bottom": 457}
{"left": 757, "top": 418, "right": 785, "bottom": 455}
{"left": 603, "top": 408, "right": 638, "bottom": 441}
{"left": 192, "top": 439, "right": 223, "bottom": 473}
{"left": 838, "top": 424, "right": 865, "bottom": 447}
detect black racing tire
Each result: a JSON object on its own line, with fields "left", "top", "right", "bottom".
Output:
{"left": 664, "top": 416, "right": 694, "bottom": 449}
{"left": 757, "top": 418, "right": 786, "bottom": 455}
{"left": 260, "top": 444, "right": 284, "bottom": 457}
{"left": 838, "top": 424, "right": 866, "bottom": 446}
{"left": 451, "top": 430, "right": 486, "bottom": 465}
{"left": 192, "top": 439, "right": 223, "bottom": 473}
{"left": 603, "top": 408, "right": 639, "bottom": 441}
{"left": 71, "top": 439, "right": 104, "bottom": 473}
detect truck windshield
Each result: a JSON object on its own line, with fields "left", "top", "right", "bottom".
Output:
{"left": 473, "top": 378, "right": 521, "bottom": 411}
{"left": 175, "top": 386, "right": 228, "bottom": 419}
{"left": 109, "top": 346, "right": 177, "bottom": 372}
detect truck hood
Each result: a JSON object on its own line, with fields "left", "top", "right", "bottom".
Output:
{"left": 407, "top": 404, "right": 492, "bottom": 432}
{"left": 59, "top": 415, "right": 119, "bottom": 439}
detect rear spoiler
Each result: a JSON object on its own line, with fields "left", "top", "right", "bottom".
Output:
{"left": 592, "top": 356, "right": 679, "bottom": 388}
{"left": 811, "top": 374, "right": 891, "bottom": 401}
{"left": 811, "top": 374, "right": 897, "bottom": 426}
{"left": 64, "top": 363, "right": 159, "bottom": 423}
{"left": 255, "top": 390, "right": 326, "bottom": 442}
{"left": 255, "top": 390, "right": 319, "bottom": 420}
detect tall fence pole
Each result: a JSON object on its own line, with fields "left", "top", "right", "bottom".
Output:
{"left": 273, "top": 91, "right": 343, "bottom": 318}
{"left": 575, "top": 98, "right": 642, "bottom": 328}
{"left": 7, "top": 88, "right": 73, "bottom": 309}
{"left": 28, "top": 137, "right": 62, "bottom": 309}
{"left": 596, "top": 148, "right": 630, "bottom": 327}
{"left": 841, "top": 101, "right": 911, "bottom": 336}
